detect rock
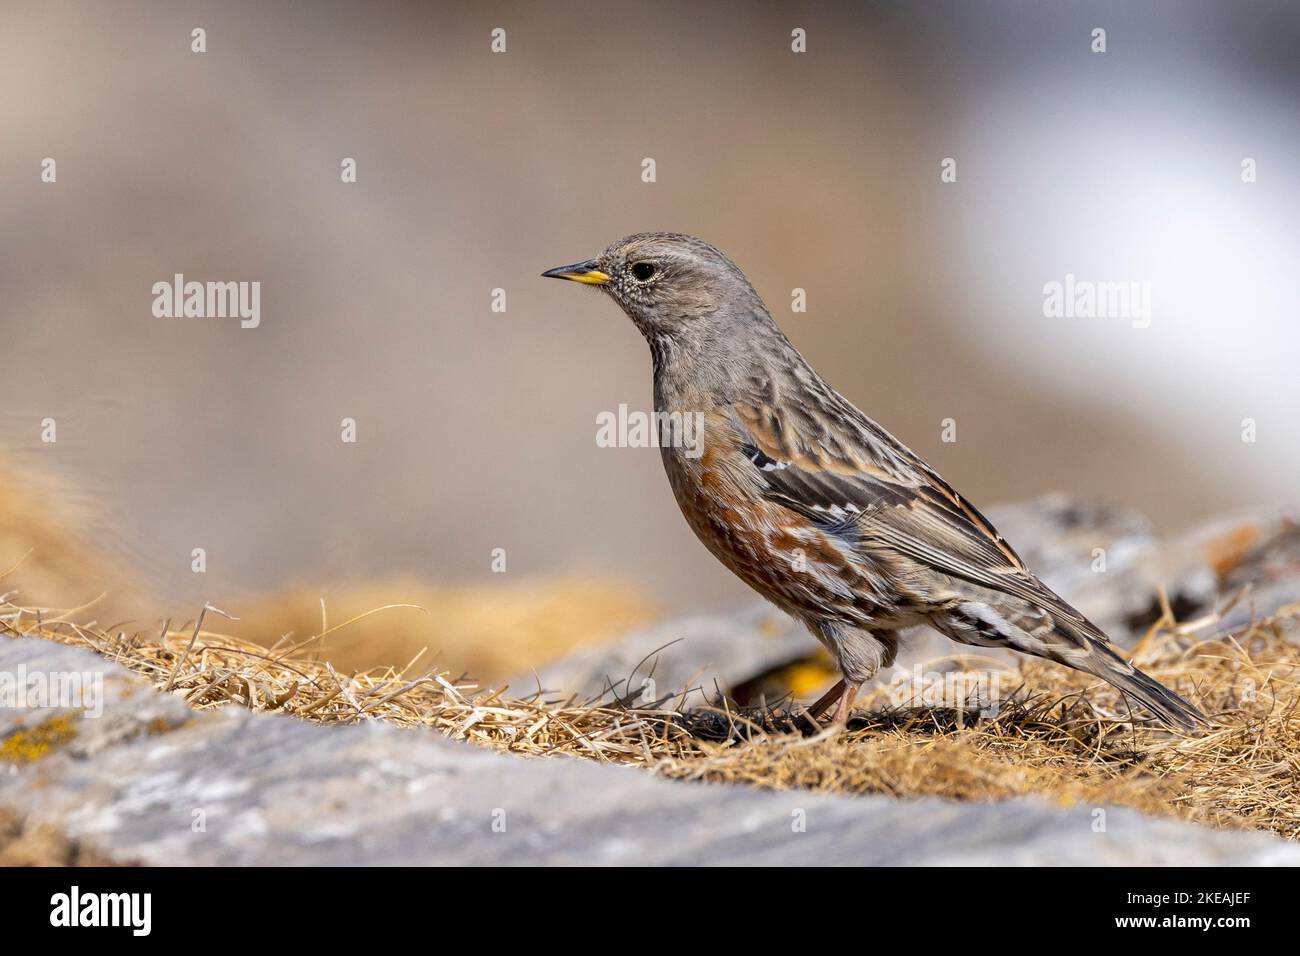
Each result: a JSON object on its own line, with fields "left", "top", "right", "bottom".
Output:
{"left": 508, "top": 604, "right": 815, "bottom": 706}
{"left": 3, "top": 635, "right": 1297, "bottom": 865}
{"left": 987, "top": 496, "right": 1300, "bottom": 645}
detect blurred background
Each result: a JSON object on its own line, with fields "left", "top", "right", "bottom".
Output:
{"left": 2, "top": 1, "right": 1297, "bottom": 676}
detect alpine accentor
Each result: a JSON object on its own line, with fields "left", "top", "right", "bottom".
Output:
{"left": 543, "top": 232, "right": 1203, "bottom": 730}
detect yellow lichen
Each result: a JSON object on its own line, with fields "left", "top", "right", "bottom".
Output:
{"left": 0, "top": 715, "right": 78, "bottom": 764}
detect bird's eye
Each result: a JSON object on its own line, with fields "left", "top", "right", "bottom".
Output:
{"left": 631, "top": 262, "right": 657, "bottom": 281}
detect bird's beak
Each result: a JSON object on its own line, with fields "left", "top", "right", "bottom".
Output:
{"left": 541, "top": 259, "right": 610, "bottom": 285}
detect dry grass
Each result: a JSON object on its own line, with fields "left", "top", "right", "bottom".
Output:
{"left": 0, "top": 465, "right": 143, "bottom": 622}
{"left": 4, "top": 590, "right": 1298, "bottom": 839}
{"left": 226, "top": 577, "right": 657, "bottom": 680}
{"left": 0, "top": 463, "right": 656, "bottom": 680}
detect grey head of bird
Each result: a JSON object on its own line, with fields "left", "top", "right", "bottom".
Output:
{"left": 542, "top": 232, "right": 775, "bottom": 347}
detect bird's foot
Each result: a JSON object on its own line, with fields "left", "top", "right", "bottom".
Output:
{"left": 802, "top": 680, "right": 859, "bottom": 736}
{"left": 829, "top": 684, "right": 859, "bottom": 727}
{"left": 806, "top": 678, "right": 846, "bottom": 720}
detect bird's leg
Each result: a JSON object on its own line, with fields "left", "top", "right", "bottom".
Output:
{"left": 830, "top": 683, "right": 859, "bottom": 726}
{"left": 807, "top": 679, "right": 846, "bottom": 720}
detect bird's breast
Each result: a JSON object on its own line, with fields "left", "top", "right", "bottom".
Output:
{"left": 657, "top": 410, "right": 895, "bottom": 624}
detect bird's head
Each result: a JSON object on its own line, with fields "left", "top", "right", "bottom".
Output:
{"left": 543, "top": 232, "right": 765, "bottom": 341}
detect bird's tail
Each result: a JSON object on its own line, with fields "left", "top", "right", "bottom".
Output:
{"left": 1078, "top": 641, "right": 1206, "bottom": 731}
{"left": 935, "top": 600, "right": 1206, "bottom": 731}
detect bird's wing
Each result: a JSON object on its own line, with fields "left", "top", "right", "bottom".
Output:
{"left": 729, "top": 400, "right": 1101, "bottom": 635}
{"left": 727, "top": 395, "right": 1206, "bottom": 730}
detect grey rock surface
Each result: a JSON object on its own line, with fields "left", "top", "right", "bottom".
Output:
{"left": 3, "top": 635, "right": 1298, "bottom": 865}
{"left": 513, "top": 603, "right": 812, "bottom": 706}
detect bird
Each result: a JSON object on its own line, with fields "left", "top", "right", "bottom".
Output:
{"left": 543, "top": 233, "right": 1204, "bottom": 731}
